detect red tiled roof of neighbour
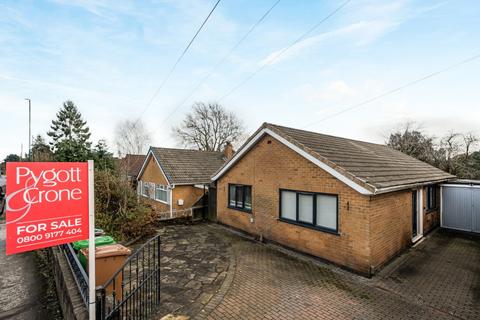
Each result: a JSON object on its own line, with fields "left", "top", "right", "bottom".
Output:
{"left": 120, "top": 154, "right": 146, "bottom": 178}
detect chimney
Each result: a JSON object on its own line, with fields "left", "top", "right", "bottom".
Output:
{"left": 223, "top": 141, "right": 234, "bottom": 159}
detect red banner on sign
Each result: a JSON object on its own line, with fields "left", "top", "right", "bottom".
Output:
{"left": 5, "top": 162, "right": 89, "bottom": 254}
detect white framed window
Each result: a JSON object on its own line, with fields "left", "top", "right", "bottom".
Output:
{"left": 155, "top": 184, "right": 169, "bottom": 204}
{"left": 279, "top": 189, "right": 338, "bottom": 233}
{"left": 142, "top": 181, "right": 149, "bottom": 197}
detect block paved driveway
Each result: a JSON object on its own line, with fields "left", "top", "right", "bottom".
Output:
{"left": 375, "top": 229, "right": 480, "bottom": 320}
{"left": 158, "top": 223, "right": 480, "bottom": 320}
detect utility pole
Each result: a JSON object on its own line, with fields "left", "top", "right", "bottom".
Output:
{"left": 25, "top": 98, "right": 31, "bottom": 161}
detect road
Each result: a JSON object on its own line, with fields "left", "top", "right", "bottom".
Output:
{"left": 0, "top": 221, "right": 51, "bottom": 319}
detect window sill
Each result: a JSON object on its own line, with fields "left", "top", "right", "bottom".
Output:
{"left": 228, "top": 206, "right": 252, "bottom": 214}
{"left": 278, "top": 218, "right": 339, "bottom": 236}
{"left": 155, "top": 199, "right": 169, "bottom": 205}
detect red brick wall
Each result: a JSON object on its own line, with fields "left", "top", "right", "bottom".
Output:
{"left": 369, "top": 190, "right": 413, "bottom": 270}
{"left": 217, "top": 134, "right": 373, "bottom": 274}
{"left": 172, "top": 185, "right": 205, "bottom": 210}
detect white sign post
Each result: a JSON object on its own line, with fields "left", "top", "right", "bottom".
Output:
{"left": 88, "top": 160, "right": 96, "bottom": 320}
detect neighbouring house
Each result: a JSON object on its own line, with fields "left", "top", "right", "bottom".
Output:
{"left": 118, "top": 154, "right": 147, "bottom": 187}
{"left": 137, "top": 146, "right": 231, "bottom": 220}
{"left": 211, "top": 123, "right": 455, "bottom": 275}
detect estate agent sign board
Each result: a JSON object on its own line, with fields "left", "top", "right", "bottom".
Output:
{"left": 5, "top": 162, "right": 89, "bottom": 254}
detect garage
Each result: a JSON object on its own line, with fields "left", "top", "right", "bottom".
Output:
{"left": 441, "top": 181, "right": 480, "bottom": 233}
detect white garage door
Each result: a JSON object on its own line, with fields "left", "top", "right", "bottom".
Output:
{"left": 442, "top": 184, "right": 480, "bottom": 233}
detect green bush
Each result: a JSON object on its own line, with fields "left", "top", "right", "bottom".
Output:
{"left": 94, "top": 170, "right": 156, "bottom": 241}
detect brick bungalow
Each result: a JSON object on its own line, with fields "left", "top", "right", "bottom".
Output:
{"left": 137, "top": 146, "right": 230, "bottom": 219}
{"left": 211, "top": 123, "right": 455, "bottom": 275}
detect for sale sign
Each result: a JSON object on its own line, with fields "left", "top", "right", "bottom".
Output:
{"left": 5, "top": 162, "right": 89, "bottom": 255}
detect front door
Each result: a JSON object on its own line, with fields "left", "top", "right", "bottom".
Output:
{"left": 412, "top": 189, "right": 423, "bottom": 241}
{"left": 412, "top": 191, "right": 418, "bottom": 238}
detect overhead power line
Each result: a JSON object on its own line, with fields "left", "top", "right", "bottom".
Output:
{"left": 135, "top": 0, "right": 222, "bottom": 122}
{"left": 153, "top": 0, "right": 281, "bottom": 134}
{"left": 302, "top": 52, "right": 480, "bottom": 129}
{"left": 218, "top": 0, "right": 352, "bottom": 102}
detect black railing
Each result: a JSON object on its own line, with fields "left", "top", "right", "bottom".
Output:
{"left": 96, "top": 234, "right": 161, "bottom": 320}
{"left": 60, "top": 243, "right": 89, "bottom": 306}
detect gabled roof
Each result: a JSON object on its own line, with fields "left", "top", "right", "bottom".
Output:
{"left": 139, "top": 147, "right": 227, "bottom": 185}
{"left": 212, "top": 123, "right": 455, "bottom": 195}
{"left": 119, "top": 154, "right": 146, "bottom": 178}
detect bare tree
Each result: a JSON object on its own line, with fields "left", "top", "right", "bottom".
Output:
{"left": 463, "top": 132, "right": 479, "bottom": 158}
{"left": 173, "top": 102, "right": 245, "bottom": 151}
{"left": 441, "top": 132, "right": 461, "bottom": 173}
{"left": 386, "top": 122, "right": 437, "bottom": 165}
{"left": 114, "top": 119, "right": 151, "bottom": 157}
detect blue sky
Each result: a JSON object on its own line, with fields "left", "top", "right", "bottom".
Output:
{"left": 1, "top": 0, "right": 479, "bottom": 159}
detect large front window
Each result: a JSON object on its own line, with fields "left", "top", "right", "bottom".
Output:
{"left": 280, "top": 189, "right": 338, "bottom": 233}
{"left": 228, "top": 184, "right": 252, "bottom": 212}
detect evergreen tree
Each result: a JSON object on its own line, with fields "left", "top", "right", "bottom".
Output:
{"left": 3, "top": 154, "right": 20, "bottom": 162}
{"left": 1, "top": 154, "right": 20, "bottom": 174}
{"left": 47, "top": 100, "right": 92, "bottom": 161}
{"left": 92, "top": 139, "right": 115, "bottom": 171}
{"left": 31, "top": 135, "right": 53, "bottom": 162}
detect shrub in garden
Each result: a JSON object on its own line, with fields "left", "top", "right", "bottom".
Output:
{"left": 94, "top": 169, "right": 156, "bottom": 241}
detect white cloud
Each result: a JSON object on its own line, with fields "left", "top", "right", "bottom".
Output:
{"left": 258, "top": 0, "right": 414, "bottom": 67}
{"left": 259, "top": 20, "right": 400, "bottom": 66}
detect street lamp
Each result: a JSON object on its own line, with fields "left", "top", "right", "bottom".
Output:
{"left": 25, "top": 98, "right": 31, "bottom": 161}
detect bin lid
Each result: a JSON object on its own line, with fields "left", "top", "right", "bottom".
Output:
{"left": 81, "top": 244, "right": 131, "bottom": 258}
{"left": 72, "top": 236, "right": 115, "bottom": 250}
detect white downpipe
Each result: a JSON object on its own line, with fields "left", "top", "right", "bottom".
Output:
{"left": 418, "top": 188, "right": 424, "bottom": 236}
{"left": 170, "top": 185, "right": 174, "bottom": 219}
{"left": 440, "top": 185, "right": 443, "bottom": 227}
{"left": 87, "top": 160, "right": 96, "bottom": 320}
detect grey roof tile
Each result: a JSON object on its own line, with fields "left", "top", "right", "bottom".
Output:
{"left": 265, "top": 123, "right": 455, "bottom": 191}
{"left": 151, "top": 147, "right": 226, "bottom": 185}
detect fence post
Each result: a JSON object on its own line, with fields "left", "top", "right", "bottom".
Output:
{"left": 96, "top": 287, "right": 106, "bottom": 320}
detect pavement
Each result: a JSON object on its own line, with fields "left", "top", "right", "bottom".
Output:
{"left": 157, "top": 222, "right": 480, "bottom": 320}
{"left": 0, "top": 221, "right": 52, "bottom": 319}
